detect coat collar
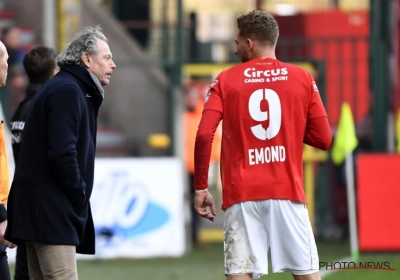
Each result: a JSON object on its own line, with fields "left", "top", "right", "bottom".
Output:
{"left": 60, "top": 64, "right": 104, "bottom": 100}
{"left": 88, "top": 70, "right": 104, "bottom": 99}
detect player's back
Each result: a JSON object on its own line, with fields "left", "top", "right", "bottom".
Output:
{"left": 207, "top": 58, "right": 326, "bottom": 209}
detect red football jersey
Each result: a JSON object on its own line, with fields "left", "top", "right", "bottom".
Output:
{"left": 202, "top": 58, "right": 327, "bottom": 210}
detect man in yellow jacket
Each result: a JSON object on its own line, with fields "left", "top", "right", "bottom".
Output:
{"left": 0, "top": 40, "right": 16, "bottom": 280}
{"left": 184, "top": 81, "right": 221, "bottom": 245}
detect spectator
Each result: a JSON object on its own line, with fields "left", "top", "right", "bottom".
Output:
{"left": 2, "top": 26, "right": 27, "bottom": 116}
{"left": 2, "top": 26, "right": 25, "bottom": 68}
{"left": 183, "top": 79, "right": 221, "bottom": 246}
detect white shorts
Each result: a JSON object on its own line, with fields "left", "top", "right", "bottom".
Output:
{"left": 224, "top": 199, "right": 319, "bottom": 279}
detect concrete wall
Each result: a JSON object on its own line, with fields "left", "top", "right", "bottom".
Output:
{"left": 4, "top": 0, "right": 172, "bottom": 157}
{"left": 81, "top": 0, "right": 171, "bottom": 156}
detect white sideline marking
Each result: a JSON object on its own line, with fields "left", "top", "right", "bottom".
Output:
{"left": 320, "top": 257, "right": 353, "bottom": 279}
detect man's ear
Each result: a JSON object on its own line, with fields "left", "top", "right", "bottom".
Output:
{"left": 81, "top": 52, "right": 91, "bottom": 68}
{"left": 51, "top": 68, "right": 58, "bottom": 78}
{"left": 246, "top": 38, "right": 253, "bottom": 50}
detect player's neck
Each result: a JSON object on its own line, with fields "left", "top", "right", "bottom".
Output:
{"left": 258, "top": 54, "right": 276, "bottom": 60}
{"left": 251, "top": 48, "right": 276, "bottom": 60}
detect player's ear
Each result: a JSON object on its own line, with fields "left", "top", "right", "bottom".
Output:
{"left": 246, "top": 38, "right": 253, "bottom": 49}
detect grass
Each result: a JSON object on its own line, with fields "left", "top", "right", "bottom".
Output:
{"left": 8, "top": 240, "right": 400, "bottom": 280}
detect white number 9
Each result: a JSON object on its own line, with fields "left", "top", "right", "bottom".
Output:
{"left": 248, "top": 89, "right": 281, "bottom": 140}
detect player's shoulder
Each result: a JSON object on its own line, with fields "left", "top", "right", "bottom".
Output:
{"left": 280, "top": 61, "right": 312, "bottom": 77}
{"left": 279, "top": 61, "right": 309, "bottom": 72}
{"left": 208, "top": 63, "right": 247, "bottom": 92}
{"left": 221, "top": 60, "right": 256, "bottom": 79}
{"left": 207, "top": 63, "right": 243, "bottom": 89}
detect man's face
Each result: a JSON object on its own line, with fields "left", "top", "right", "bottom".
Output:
{"left": 85, "top": 38, "right": 116, "bottom": 86}
{"left": 235, "top": 32, "right": 250, "bottom": 63}
{"left": 0, "top": 42, "right": 9, "bottom": 87}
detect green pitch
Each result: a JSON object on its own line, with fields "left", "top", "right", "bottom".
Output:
{"left": 9, "top": 240, "right": 400, "bottom": 279}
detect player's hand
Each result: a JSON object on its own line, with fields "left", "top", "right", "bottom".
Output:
{"left": 194, "top": 190, "right": 216, "bottom": 222}
{"left": 0, "top": 220, "right": 16, "bottom": 248}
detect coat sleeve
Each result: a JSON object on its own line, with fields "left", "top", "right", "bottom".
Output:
{"left": 46, "top": 85, "right": 86, "bottom": 207}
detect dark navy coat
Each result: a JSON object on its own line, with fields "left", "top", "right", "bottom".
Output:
{"left": 5, "top": 64, "right": 103, "bottom": 254}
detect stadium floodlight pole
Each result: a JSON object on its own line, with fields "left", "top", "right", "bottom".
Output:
{"left": 43, "top": 0, "right": 57, "bottom": 49}
{"left": 345, "top": 152, "right": 359, "bottom": 261}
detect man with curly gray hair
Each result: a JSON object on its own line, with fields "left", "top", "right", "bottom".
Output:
{"left": 5, "top": 25, "right": 116, "bottom": 280}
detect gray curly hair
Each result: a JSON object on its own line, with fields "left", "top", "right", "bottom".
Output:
{"left": 57, "top": 25, "right": 108, "bottom": 67}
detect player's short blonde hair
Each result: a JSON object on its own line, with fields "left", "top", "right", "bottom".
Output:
{"left": 237, "top": 10, "right": 279, "bottom": 48}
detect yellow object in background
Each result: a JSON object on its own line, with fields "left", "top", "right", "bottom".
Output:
{"left": 0, "top": 121, "right": 9, "bottom": 205}
{"left": 331, "top": 102, "right": 358, "bottom": 165}
{"left": 148, "top": 133, "right": 171, "bottom": 149}
{"left": 302, "top": 145, "right": 328, "bottom": 232}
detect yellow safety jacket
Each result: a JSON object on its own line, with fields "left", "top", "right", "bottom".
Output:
{"left": 0, "top": 120, "right": 9, "bottom": 205}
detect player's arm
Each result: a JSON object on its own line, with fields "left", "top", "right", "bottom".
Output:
{"left": 193, "top": 109, "right": 222, "bottom": 221}
{"left": 304, "top": 72, "right": 332, "bottom": 150}
{"left": 194, "top": 109, "right": 222, "bottom": 190}
{"left": 304, "top": 116, "right": 332, "bottom": 150}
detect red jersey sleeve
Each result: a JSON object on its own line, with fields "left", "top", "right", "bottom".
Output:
{"left": 304, "top": 116, "right": 332, "bottom": 150}
{"left": 193, "top": 110, "right": 223, "bottom": 191}
{"left": 304, "top": 73, "right": 332, "bottom": 150}
{"left": 203, "top": 75, "right": 223, "bottom": 113}
{"left": 308, "top": 74, "right": 327, "bottom": 120}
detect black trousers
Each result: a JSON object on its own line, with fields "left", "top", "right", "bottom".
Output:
{"left": 0, "top": 243, "right": 11, "bottom": 280}
{"left": 14, "top": 243, "right": 29, "bottom": 280}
